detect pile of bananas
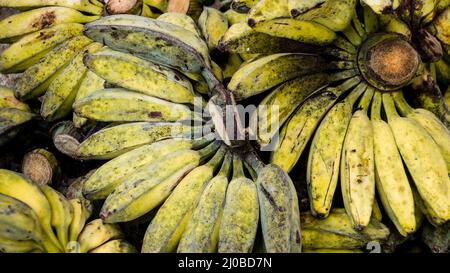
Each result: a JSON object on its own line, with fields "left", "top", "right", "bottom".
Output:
{"left": 0, "top": 169, "right": 136, "bottom": 253}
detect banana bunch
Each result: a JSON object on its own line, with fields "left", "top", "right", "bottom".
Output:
{"left": 0, "top": 169, "right": 136, "bottom": 253}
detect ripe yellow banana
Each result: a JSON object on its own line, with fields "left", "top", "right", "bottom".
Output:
{"left": 178, "top": 152, "right": 232, "bottom": 253}
{"left": 218, "top": 155, "right": 258, "bottom": 253}
{"left": 383, "top": 93, "right": 449, "bottom": 225}
{"left": 0, "top": 0, "right": 103, "bottom": 14}
{"left": 77, "top": 219, "right": 123, "bottom": 253}
{"left": 221, "top": 54, "right": 243, "bottom": 81}
{"left": 0, "top": 23, "right": 84, "bottom": 73}
{"left": 142, "top": 145, "right": 226, "bottom": 252}
{"left": 0, "top": 87, "right": 30, "bottom": 112}
{"left": 0, "top": 7, "right": 99, "bottom": 41}
{"left": 247, "top": 0, "right": 289, "bottom": 26}
{"left": 198, "top": 7, "right": 229, "bottom": 51}
{"left": 228, "top": 53, "right": 327, "bottom": 100}
{"left": 84, "top": 48, "right": 198, "bottom": 104}
{"left": 231, "top": 0, "right": 258, "bottom": 13}
{"left": 361, "top": 0, "right": 401, "bottom": 14}
{"left": 224, "top": 9, "right": 246, "bottom": 25}
{"left": 0, "top": 235, "right": 44, "bottom": 253}
{"left": 73, "top": 70, "right": 105, "bottom": 128}
{"left": 100, "top": 142, "right": 222, "bottom": 223}
{"left": 67, "top": 198, "right": 91, "bottom": 250}
{"left": 288, "top": 0, "right": 325, "bottom": 17}
{"left": 40, "top": 42, "right": 102, "bottom": 121}
{"left": 307, "top": 82, "right": 367, "bottom": 218}
{"left": 340, "top": 88, "right": 375, "bottom": 230}
{"left": 15, "top": 35, "right": 92, "bottom": 100}
{"left": 301, "top": 208, "right": 390, "bottom": 249}
{"left": 89, "top": 239, "right": 137, "bottom": 253}
{"left": 257, "top": 73, "right": 330, "bottom": 146}
{"left": 157, "top": 12, "right": 201, "bottom": 37}
{"left": 252, "top": 18, "right": 337, "bottom": 45}
{"left": 0, "top": 108, "right": 34, "bottom": 137}
{"left": 371, "top": 92, "right": 416, "bottom": 236}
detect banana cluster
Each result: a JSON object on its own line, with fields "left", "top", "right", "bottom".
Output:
{"left": 0, "top": 169, "right": 136, "bottom": 253}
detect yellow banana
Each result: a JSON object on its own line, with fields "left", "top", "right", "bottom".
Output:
{"left": 73, "top": 70, "right": 105, "bottom": 128}
{"left": 67, "top": 198, "right": 91, "bottom": 251}
{"left": 224, "top": 9, "right": 246, "bottom": 25}
{"left": 157, "top": 12, "right": 201, "bottom": 37}
{"left": 218, "top": 155, "right": 258, "bottom": 253}
{"left": 0, "top": 87, "right": 30, "bottom": 111}
{"left": 231, "top": 0, "right": 258, "bottom": 13}
{"left": 247, "top": 0, "right": 289, "bottom": 26}
{"left": 288, "top": 0, "right": 325, "bottom": 17}
{"left": 89, "top": 239, "right": 137, "bottom": 253}
{"left": 221, "top": 54, "right": 243, "bottom": 81}
{"left": 198, "top": 7, "right": 229, "bottom": 51}
{"left": 0, "top": 0, "right": 103, "bottom": 14}
{"left": 0, "top": 108, "right": 34, "bottom": 137}
{"left": 142, "top": 145, "right": 226, "bottom": 252}
{"left": 0, "top": 235, "right": 43, "bottom": 253}
{"left": 361, "top": 0, "right": 401, "bottom": 14}
{"left": 77, "top": 219, "right": 123, "bottom": 253}
{"left": 144, "top": 0, "right": 168, "bottom": 12}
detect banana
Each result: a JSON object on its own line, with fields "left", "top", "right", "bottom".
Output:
{"left": 73, "top": 70, "right": 105, "bottom": 128}
{"left": 144, "top": 0, "right": 168, "bottom": 12}
{"left": 14, "top": 35, "right": 93, "bottom": 100}
{"left": 0, "top": 23, "right": 84, "bottom": 73}
{"left": 0, "top": 0, "right": 103, "bottom": 14}
{"left": 221, "top": 54, "right": 243, "bottom": 81}
{"left": 178, "top": 152, "right": 232, "bottom": 253}
{"left": 40, "top": 42, "right": 102, "bottom": 121}
{"left": 0, "top": 7, "right": 99, "bottom": 41}
{"left": 288, "top": 0, "right": 325, "bottom": 17}
{"left": 198, "top": 7, "right": 229, "bottom": 51}
{"left": 157, "top": 12, "right": 201, "bottom": 37}
{"left": 247, "top": 0, "right": 290, "bottom": 26}
{"left": 361, "top": 0, "right": 401, "bottom": 14}
{"left": 224, "top": 9, "right": 246, "bottom": 25}
{"left": 301, "top": 208, "right": 390, "bottom": 249}
{"left": 411, "top": 0, "right": 438, "bottom": 26}
{"left": 0, "top": 108, "right": 34, "bottom": 135}
{"left": 142, "top": 145, "right": 226, "bottom": 252}
{"left": 252, "top": 18, "right": 337, "bottom": 45}
{"left": 84, "top": 15, "right": 211, "bottom": 74}
{"left": 231, "top": 0, "right": 258, "bottom": 13}
{"left": 307, "top": 83, "right": 367, "bottom": 218}
{"left": 89, "top": 239, "right": 137, "bottom": 253}
{"left": 0, "top": 170, "right": 62, "bottom": 252}
{"left": 76, "top": 122, "right": 201, "bottom": 160}
{"left": 77, "top": 219, "right": 123, "bottom": 253}
{"left": 228, "top": 53, "right": 327, "bottom": 100}
{"left": 340, "top": 88, "right": 375, "bottom": 230}
{"left": 141, "top": 3, "right": 158, "bottom": 18}
{"left": 371, "top": 92, "right": 416, "bottom": 236}
{"left": 435, "top": 59, "right": 450, "bottom": 87}
{"left": 257, "top": 73, "right": 330, "bottom": 145}
{"left": 218, "top": 155, "right": 258, "bottom": 253}
{"left": 84, "top": 48, "right": 197, "bottom": 104}
{"left": 295, "top": 0, "right": 356, "bottom": 32}
{"left": 39, "top": 185, "right": 73, "bottom": 249}
{"left": 0, "top": 87, "right": 30, "bottom": 112}
{"left": 83, "top": 137, "right": 213, "bottom": 200}
{"left": 219, "top": 22, "right": 317, "bottom": 54}
{"left": 392, "top": 91, "right": 450, "bottom": 170}
{"left": 379, "top": 14, "right": 412, "bottom": 39}
{"left": 0, "top": 235, "right": 43, "bottom": 253}
{"left": 383, "top": 93, "right": 449, "bottom": 225}
{"left": 67, "top": 198, "right": 91, "bottom": 250}
{"left": 363, "top": 3, "right": 379, "bottom": 34}
{"left": 101, "top": 141, "right": 222, "bottom": 223}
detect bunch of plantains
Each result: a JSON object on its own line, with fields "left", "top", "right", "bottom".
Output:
{"left": 0, "top": 0, "right": 449, "bottom": 253}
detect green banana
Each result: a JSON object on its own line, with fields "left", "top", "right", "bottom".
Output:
{"left": 361, "top": 0, "right": 401, "bottom": 14}
{"left": 218, "top": 155, "right": 258, "bottom": 253}
{"left": 0, "top": 87, "right": 30, "bottom": 112}
{"left": 198, "top": 7, "right": 229, "bottom": 51}
{"left": 224, "top": 9, "right": 246, "bottom": 25}
{"left": 228, "top": 53, "right": 327, "bottom": 100}
{"left": 157, "top": 12, "right": 201, "bottom": 37}
{"left": 0, "top": 108, "right": 34, "bottom": 136}
{"left": 257, "top": 73, "right": 330, "bottom": 146}
{"left": 89, "top": 239, "right": 137, "bottom": 253}
{"left": 142, "top": 145, "right": 226, "bottom": 253}
{"left": 221, "top": 53, "right": 243, "bottom": 81}
{"left": 0, "top": 23, "right": 84, "bottom": 73}
{"left": 231, "top": 0, "right": 258, "bottom": 13}
{"left": 288, "top": 0, "right": 325, "bottom": 17}
{"left": 340, "top": 88, "right": 375, "bottom": 231}
{"left": 435, "top": 59, "right": 450, "bottom": 87}
{"left": 14, "top": 35, "right": 92, "bottom": 100}
{"left": 77, "top": 219, "right": 123, "bottom": 253}
{"left": 0, "top": 7, "right": 99, "bottom": 41}
{"left": 40, "top": 42, "right": 102, "bottom": 121}
{"left": 371, "top": 92, "right": 416, "bottom": 236}
{"left": 247, "top": 0, "right": 289, "bottom": 26}
{"left": 178, "top": 152, "right": 232, "bottom": 253}
{"left": 0, "top": 0, "right": 103, "bottom": 14}
{"left": 73, "top": 70, "right": 105, "bottom": 128}
{"left": 84, "top": 48, "right": 196, "bottom": 104}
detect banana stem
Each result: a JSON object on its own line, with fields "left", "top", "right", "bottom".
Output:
{"left": 357, "top": 86, "right": 375, "bottom": 114}
{"left": 217, "top": 151, "right": 232, "bottom": 177}
{"left": 382, "top": 93, "right": 399, "bottom": 123}
{"left": 344, "top": 82, "right": 367, "bottom": 106}
{"left": 232, "top": 154, "right": 245, "bottom": 180}
{"left": 205, "top": 144, "right": 226, "bottom": 171}
{"left": 244, "top": 149, "right": 265, "bottom": 174}
{"left": 371, "top": 91, "right": 383, "bottom": 121}
{"left": 198, "top": 140, "right": 222, "bottom": 162}
{"left": 330, "top": 76, "right": 361, "bottom": 98}
{"left": 391, "top": 91, "right": 414, "bottom": 116}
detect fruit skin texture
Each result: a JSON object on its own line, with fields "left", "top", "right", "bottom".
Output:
{"left": 73, "top": 70, "right": 105, "bottom": 127}
{"left": 0, "top": 0, "right": 103, "bottom": 15}
{"left": 198, "top": 7, "right": 229, "bottom": 51}
{"left": 77, "top": 219, "right": 123, "bottom": 253}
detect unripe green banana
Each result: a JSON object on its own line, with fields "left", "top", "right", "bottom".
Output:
{"left": 252, "top": 18, "right": 337, "bottom": 45}
{"left": 435, "top": 59, "right": 450, "bottom": 87}
{"left": 231, "top": 0, "right": 258, "bottom": 13}
{"left": 307, "top": 83, "right": 366, "bottom": 218}
{"left": 371, "top": 92, "right": 416, "bottom": 236}
{"left": 76, "top": 122, "right": 200, "bottom": 160}
{"left": 224, "top": 9, "right": 246, "bottom": 25}
{"left": 157, "top": 12, "right": 201, "bottom": 37}
{"left": 379, "top": 14, "right": 412, "bottom": 39}
{"left": 198, "top": 7, "right": 229, "bottom": 51}
{"left": 295, "top": 0, "right": 356, "bottom": 32}
{"left": 340, "top": 88, "right": 375, "bottom": 231}
{"left": 178, "top": 152, "right": 232, "bottom": 253}
{"left": 221, "top": 54, "right": 243, "bottom": 81}
{"left": 218, "top": 155, "right": 258, "bottom": 253}
{"left": 0, "top": 23, "right": 84, "bottom": 73}
{"left": 301, "top": 208, "right": 390, "bottom": 249}
{"left": 0, "top": 108, "right": 34, "bottom": 136}
{"left": 247, "top": 0, "right": 289, "bottom": 26}
{"left": 15, "top": 35, "right": 92, "bottom": 100}
{"left": 0, "top": 0, "right": 103, "bottom": 14}
{"left": 40, "top": 42, "right": 102, "bottom": 121}
{"left": 142, "top": 145, "right": 226, "bottom": 252}
{"left": 77, "top": 219, "right": 123, "bottom": 253}
{"left": 257, "top": 73, "right": 330, "bottom": 145}
{"left": 73, "top": 70, "right": 105, "bottom": 128}
{"left": 288, "top": 0, "right": 325, "bottom": 17}
{"left": 0, "top": 7, "right": 99, "bottom": 41}
{"left": 84, "top": 48, "right": 196, "bottom": 104}
{"left": 428, "top": 6, "right": 450, "bottom": 45}
{"left": 0, "top": 87, "right": 30, "bottom": 112}
{"left": 144, "top": 0, "right": 168, "bottom": 12}
{"left": 228, "top": 53, "right": 327, "bottom": 100}
{"left": 89, "top": 239, "right": 137, "bottom": 253}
